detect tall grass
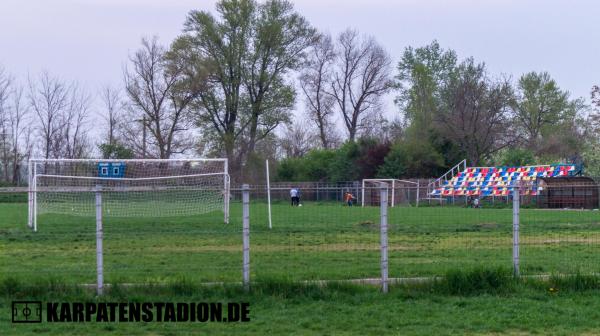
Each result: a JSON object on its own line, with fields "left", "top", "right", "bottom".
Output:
{"left": 9, "top": 270, "right": 600, "bottom": 300}
{"left": 435, "top": 267, "right": 516, "bottom": 295}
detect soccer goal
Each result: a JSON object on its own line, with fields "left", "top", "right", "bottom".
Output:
{"left": 361, "top": 179, "right": 420, "bottom": 207}
{"left": 27, "top": 158, "right": 230, "bottom": 231}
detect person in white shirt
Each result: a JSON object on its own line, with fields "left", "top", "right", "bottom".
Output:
{"left": 290, "top": 188, "right": 300, "bottom": 206}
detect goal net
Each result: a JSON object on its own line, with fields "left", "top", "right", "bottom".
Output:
{"left": 28, "top": 159, "right": 230, "bottom": 231}
{"left": 361, "top": 179, "right": 420, "bottom": 207}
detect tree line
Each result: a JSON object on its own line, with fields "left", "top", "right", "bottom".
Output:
{"left": 0, "top": 0, "right": 598, "bottom": 185}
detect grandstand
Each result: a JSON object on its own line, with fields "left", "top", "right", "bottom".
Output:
{"left": 429, "top": 162, "right": 582, "bottom": 197}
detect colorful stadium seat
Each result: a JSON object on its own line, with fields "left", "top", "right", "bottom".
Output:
{"left": 431, "top": 164, "right": 582, "bottom": 197}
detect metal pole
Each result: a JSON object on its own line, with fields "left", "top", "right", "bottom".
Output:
{"left": 512, "top": 186, "right": 520, "bottom": 277}
{"left": 224, "top": 160, "right": 230, "bottom": 224}
{"left": 427, "top": 182, "right": 431, "bottom": 205}
{"left": 242, "top": 184, "right": 250, "bottom": 291}
{"left": 391, "top": 180, "right": 395, "bottom": 208}
{"left": 33, "top": 164, "right": 37, "bottom": 232}
{"left": 27, "top": 160, "right": 32, "bottom": 229}
{"left": 361, "top": 180, "right": 365, "bottom": 207}
{"left": 95, "top": 185, "right": 104, "bottom": 295}
{"left": 380, "top": 183, "right": 389, "bottom": 293}
{"left": 416, "top": 181, "right": 420, "bottom": 208}
{"left": 266, "top": 160, "right": 272, "bottom": 229}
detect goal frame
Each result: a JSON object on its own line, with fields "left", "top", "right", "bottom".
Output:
{"left": 28, "top": 158, "right": 230, "bottom": 231}
{"left": 361, "top": 178, "right": 420, "bottom": 207}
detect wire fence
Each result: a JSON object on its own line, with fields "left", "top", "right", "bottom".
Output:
{"left": 2, "top": 183, "right": 600, "bottom": 294}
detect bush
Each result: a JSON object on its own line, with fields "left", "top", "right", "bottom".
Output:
{"left": 377, "top": 140, "right": 445, "bottom": 178}
{"left": 276, "top": 149, "right": 336, "bottom": 182}
{"left": 546, "top": 273, "right": 600, "bottom": 292}
{"left": 276, "top": 138, "right": 390, "bottom": 182}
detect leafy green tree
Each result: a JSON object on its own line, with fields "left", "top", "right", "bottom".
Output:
{"left": 498, "top": 148, "right": 535, "bottom": 166}
{"left": 583, "top": 86, "right": 600, "bottom": 175}
{"left": 99, "top": 142, "right": 134, "bottom": 159}
{"left": 172, "top": 0, "right": 316, "bottom": 178}
{"left": 437, "top": 58, "right": 514, "bottom": 165}
{"left": 393, "top": 41, "right": 460, "bottom": 173}
{"left": 395, "top": 40, "right": 457, "bottom": 140}
{"left": 513, "top": 72, "right": 584, "bottom": 159}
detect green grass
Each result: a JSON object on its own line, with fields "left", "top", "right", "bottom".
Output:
{"left": 3, "top": 200, "right": 600, "bottom": 334}
{"left": 3, "top": 202, "right": 600, "bottom": 284}
{"left": 4, "top": 276, "right": 600, "bottom": 335}
{"left": 0, "top": 193, "right": 27, "bottom": 203}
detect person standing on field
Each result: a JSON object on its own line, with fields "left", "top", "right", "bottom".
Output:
{"left": 473, "top": 196, "right": 480, "bottom": 208}
{"left": 344, "top": 192, "right": 355, "bottom": 207}
{"left": 290, "top": 187, "right": 300, "bottom": 206}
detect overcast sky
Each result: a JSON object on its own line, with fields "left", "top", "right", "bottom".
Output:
{"left": 1, "top": 0, "right": 599, "bottom": 122}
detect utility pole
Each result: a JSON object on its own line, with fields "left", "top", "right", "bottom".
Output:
{"left": 142, "top": 116, "right": 147, "bottom": 159}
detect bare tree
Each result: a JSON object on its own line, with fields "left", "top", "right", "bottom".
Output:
{"left": 99, "top": 85, "right": 123, "bottom": 147}
{"left": 593, "top": 85, "right": 600, "bottom": 109}
{"left": 360, "top": 115, "right": 404, "bottom": 143}
{"left": 55, "top": 85, "right": 91, "bottom": 159}
{"left": 0, "top": 66, "right": 12, "bottom": 182}
{"left": 28, "top": 71, "right": 69, "bottom": 159}
{"left": 299, "top": 34, "right": 337, "bottom": 149}
{"left": 329, "top": 29, "right": 392, "bottom": 141}
{"left": 0, "top": 67, "right": 32, "bottom": 184}
{"left": 123, "top": 37, "right": 196, "bottom": 159}
{"left": 28, "top": 72, "right": 91, "bottom": 159}
{"left": 437, "top": 59, "right": 514, "bottom": 165}
{"left": 279, "top": 119, "right": 319, "bottom": 158}
{"left": 8, "top": 85, "right": 32, "bottom": 183}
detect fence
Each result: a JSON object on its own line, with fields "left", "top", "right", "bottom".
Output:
{"left": 238, "top": 181, "right": 362, "bottom": 203}
{"left": 2, "top": 183, "right": 600, "bottom": 295}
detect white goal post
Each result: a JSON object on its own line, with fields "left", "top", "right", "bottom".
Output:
{"left": 28, "top": 158, "right": 230, "bottom": 231}
{"left": 361, "top": 179, "right": 420, "bottom": 207}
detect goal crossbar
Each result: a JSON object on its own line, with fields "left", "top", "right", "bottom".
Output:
{"left": 35, "top": 172, "right": 226, "bottom": 182}
{"left": 29, "top": 158, "right": 228, "bottom": 163}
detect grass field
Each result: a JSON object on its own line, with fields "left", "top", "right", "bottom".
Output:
{"left": 3, "top": 201, "right": 600, "bottom": 284}
{"left": 3, "top": 199, "right": 600, "bottom": 334}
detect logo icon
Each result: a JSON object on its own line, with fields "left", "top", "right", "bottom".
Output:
{"left": 12, "top": 301, "right": 42, "bottom": 323}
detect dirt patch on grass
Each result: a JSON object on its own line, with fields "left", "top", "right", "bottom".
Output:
{"left": 356, "top": 220, "right": 376, "bottom": 230}
{"left": 143, "top": 243, "right": 421, "bottom": 253}
{"left": 474, "top": 223, "right": 499, "bottom": 230}
{"left": 537, "top": 238, "right": 600, "bottom": 245}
